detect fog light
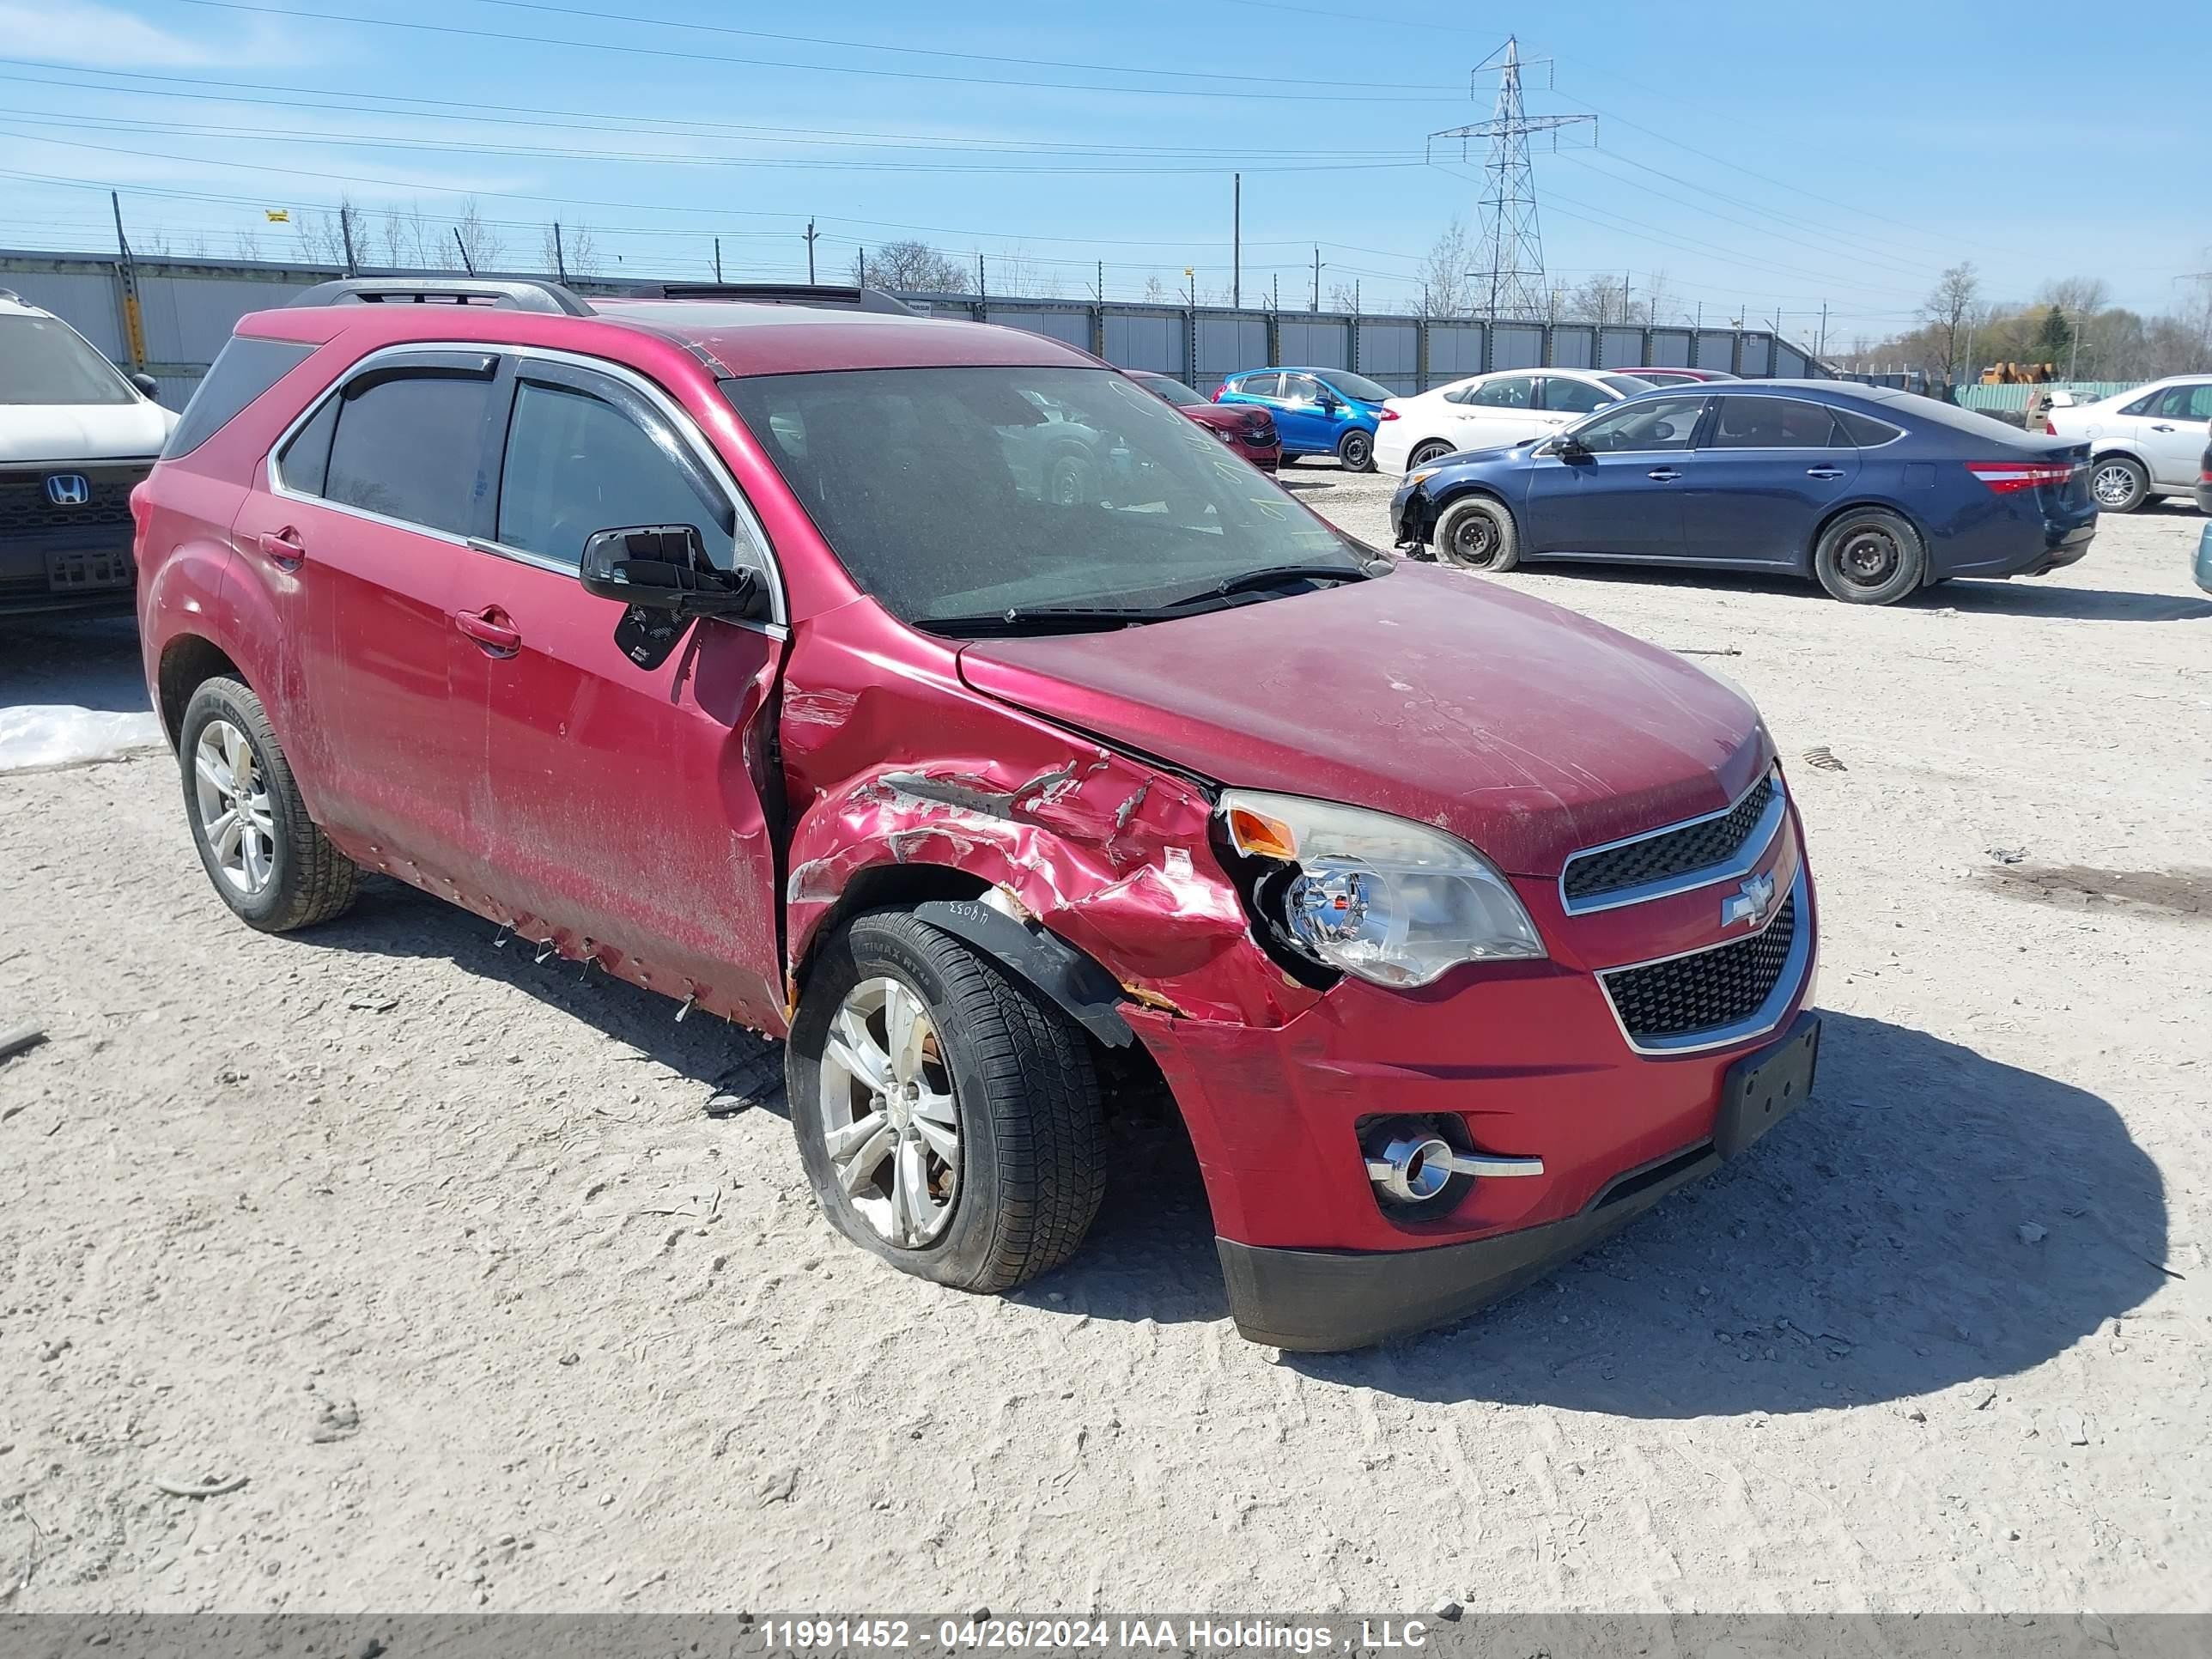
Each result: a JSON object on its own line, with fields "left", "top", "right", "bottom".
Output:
{"left": 1362, "top": 1117, "right": 1547, "bottom": 1209}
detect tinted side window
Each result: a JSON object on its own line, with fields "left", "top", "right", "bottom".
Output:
{"left": 325, "top": 371, "right": 494, "bottom": 535}
{"left": 496, "top": 380, "right": 735, "bottom": 570}
{"left": 1237, "top": 374, "right": 1281, "bottom": 399}
{"left": 163, "top": 336, "right": 313, "bottom": 458}
{"left": 1834, "top": 409, "right": 1904, "bottom": 446}
{"left": 1280, "top": 374, "right": 1321, "bottom": 404}
{"left": 1540, "top": 376, "right": 1613, "bottom": 416}
{"left": 1469, "top": 374, "right": 1538, "bottom": 409}
{"left": 276, "top": 396, "right": 337, "bottom": 496}
{"left": 1711, "top": 397, "right": 1844, "bottom": 448}
{"left": 1565, "top": 393, "right": 1705, "bottom": 453}
{"left": 2155, "top": 382, "right": 2212, "bottom": 420}
{"left": 2119, "top": 391, "right": 2160, "bottom": 416}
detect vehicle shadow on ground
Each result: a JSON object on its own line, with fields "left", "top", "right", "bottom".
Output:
{"left": 1499, "top": 561, "right": 2212, "bottom": 623}
{"left": 289, "top": 876, "right": 789, "bottom": 1110}
{"left": 1268, "top": 1012, "right": 2171, "bottom": 1415}
{"left": 0, "top": 616, "right": 151, "bottom": 713}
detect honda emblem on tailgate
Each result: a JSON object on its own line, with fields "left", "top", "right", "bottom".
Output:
{"left": 1722, "top": 872, "right": 1777, "bottom": 930}
{"left": 45, "top": 474, "right": 91, "bottom": 507}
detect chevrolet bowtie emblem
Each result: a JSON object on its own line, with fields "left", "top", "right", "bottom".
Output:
{"left": 1722, "top": 872, "right": 1777, "bottom": 930}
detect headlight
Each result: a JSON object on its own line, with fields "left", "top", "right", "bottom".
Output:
{"left": 1405, "top": 467, "right": 1441, "bottom": 488}
{"left": 1218, "top": 789, "right": 1545, "bottom": 988}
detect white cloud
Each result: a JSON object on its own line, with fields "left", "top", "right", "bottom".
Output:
{"left": 0, "top": 1, "right": 306, "bottom": 69}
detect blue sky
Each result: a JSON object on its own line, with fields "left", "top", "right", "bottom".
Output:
{"left": 2, "top": 0, "right": 2207, "bottom": 347}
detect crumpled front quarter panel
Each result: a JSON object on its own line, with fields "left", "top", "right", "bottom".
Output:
{"left": 778, "top": 603, "right": 1318, "bottom": 1030}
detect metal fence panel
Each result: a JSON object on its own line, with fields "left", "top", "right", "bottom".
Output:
{"left": 1646, "top": 329, "right": 1693, "bottom": 368}
{"left": 1738, "top": 333, "right": 1774, "bottom": 377}
{"left": 1695, "top": 330, "right": 1738, "bottom": 373}
{"left": 1194, "top": 315, "right": 1267, "bottom": 391}
{"left": 981, "top": 305, "right": 1088, "bottom": 349}
{"left": 1354, "top": 321, "right": 1418, "bottom": 395}
{"left": 1772, "top": 341, "right": 1814, "bottom": 378}
{"left": 1428, "top": 323, "right": 1483, "bottom": 384}
{"left": 1, "top": 266, "right": 126, "bottom": 358}
{"left": 1550, "top": 326, "right": 1594, "bottom": 368}
{"left": 1100, "top": 310, "right": 1185, "bottom": 377}
{"left": 1599, "top": 326, "right": 1645, "bottom": 368}
{"left": 1276, "top": 319, "right": 1348, "bottom": 370}
{"left": 1492, "top": 325, "right": 1544, "bottom": 369}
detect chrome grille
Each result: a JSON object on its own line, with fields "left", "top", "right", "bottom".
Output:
{"left": 1563, "top": 774, "right": 1778, "bottom": 906}
{"left": 1601, "top": 895, "right": 1796, "bottom": 1044}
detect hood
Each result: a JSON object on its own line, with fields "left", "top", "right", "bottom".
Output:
{"left": 0, "top": 399, "right": 175, "bottom": 464}
{"left": 957, "top": 562, "right": 1770, "bottom": 877}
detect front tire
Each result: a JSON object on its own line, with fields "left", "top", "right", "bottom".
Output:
{"left": 2089, "top": 454, "right": 2148, "bottom": 514}
{"left": 1812, "top": 507, "right": 1926, "bottom": 605}
{"left": 1433, "top": 494, "right": 1521, "bottom": 573}
{"left": 789, "top": 912, "right": 1106, "bottom": 1294}
{"left": 1337, "top": 428, "right": 1375, "bottom": 472}
{"left": 179, "top": 676, "right": 359, "bottom": 932}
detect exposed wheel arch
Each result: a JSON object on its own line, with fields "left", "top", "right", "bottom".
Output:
{"left": 1807, "top": 498, "right": 1932, "bottom": 584}
{"left": 156, "top": 635, "right": 246, "bottom": 749}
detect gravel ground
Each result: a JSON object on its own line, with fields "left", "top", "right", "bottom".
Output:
{"left": 2, "top": 487, "right": 2209, "bottom": 1616}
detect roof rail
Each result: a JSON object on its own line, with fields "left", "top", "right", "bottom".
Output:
{"left": 288, "top": 277, "right": 593, "bottom": 316}
{"left": 641, "top": 283, "right": 917, "bottom": 316}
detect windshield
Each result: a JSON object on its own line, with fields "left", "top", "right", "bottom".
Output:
{"left": 1322, "top": 372, "right": 1393, "bottom": 404}
{"left": 724, "top": 365, "right": 1369, "bottom": 628}
{"left": 0, "top": 314, "right": 137, "bottom": 406}
{"left": 1137, "top": 374, "right": 1209, "bottom": 408}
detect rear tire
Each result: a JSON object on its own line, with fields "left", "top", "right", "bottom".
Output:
{"left": 1407, "top": 440, "right": 1454, "bottom": 470}
{"left": 1812, "top": 507, "right": 1926, "bottom": 605}
{"left": 789, "top": 911, "right": 1106, "bottom": 1295}
{"left": 179, "top": 676, "right": 359, "bottom": 933}
{"left": 2088, "top": 454, "right": 2148, "bottom": 514}
{"left": 1432, "top": 494, "right": 1521, "bottom": 573}
{"left": 1337, "top": 428, "right": 1375, "bottom": 472}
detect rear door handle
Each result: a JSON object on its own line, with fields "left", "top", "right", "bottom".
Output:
{"left": 1806, "top": 466, "right": 1846, "bottom": 479}
{"left": 1646, "top": 468, "right": 1682, "bottom": 482}
{"left": 258, "top": 528, "right": 305, "bottom": 568}
{"left": 454, "top": 607, "right": 522, "bottom": 656}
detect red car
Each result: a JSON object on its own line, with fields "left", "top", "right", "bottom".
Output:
{"left": 136, "top": 278, "right": 1819, "bottom": 1352}
{"left": 1627, "top": 367, "right": 1740, "bottom": 388}
{"left": 1127, "top": 369, "right": 1279, "bottom": 470}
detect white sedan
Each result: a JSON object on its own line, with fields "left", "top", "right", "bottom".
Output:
{"left": 1375, "top": 368, "right": 1656, "bottom": 474}
{"left": 2045, "top": 375, "right": 2212, "bottom": 512}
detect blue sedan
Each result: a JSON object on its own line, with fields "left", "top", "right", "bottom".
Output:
{"left": 1389, "top": 380, "right": 2099, "bottom": 605}
{"left": 1215, "top": 367, "right": 1392, "bottom": 471}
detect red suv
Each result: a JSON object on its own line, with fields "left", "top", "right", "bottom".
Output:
{"left": 136, "top": 278, "right": 1820, "bottom": 1352}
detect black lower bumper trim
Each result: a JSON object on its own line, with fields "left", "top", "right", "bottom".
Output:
{"left": 1218, "top": 1143, "right": 1723, "bottom": 1352}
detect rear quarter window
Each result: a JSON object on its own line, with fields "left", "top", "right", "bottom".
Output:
{"left": 1835, "top": 409, "right": 1904, "bottom": 447}
{"left": 163, "top": 336, "right": 315, "bottom": 459}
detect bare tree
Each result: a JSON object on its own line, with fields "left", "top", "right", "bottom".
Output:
{"left": 452, "top": 198, "right": 503, "bottom": 274}
{"left": 1918, "top": 262, "right": 1984, "bottom": 383}
{"left": 1413, "top": 219, "right": 1476, "bottom": 318}
{"left": 233, "top": 229, "right": 263, "bottom": 261}
{"left": 1327, "top": 280, "right": 1361, "bottom": 313}
{"left": 1141, "top": 274, "right": 1168, "bottom": 304}
{"left": 380, "top": 204, "right": 432, "bottom": 270}
{"left": 860, "top": 239, "right": 967, "bottom": 292}
{"left": 540, "top": 222, "right": 602, "bottom": 278}
{"left": 292, "top": 196, "right": 354, "bottom": 266}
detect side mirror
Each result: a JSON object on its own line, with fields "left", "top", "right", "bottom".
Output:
{"left": 580, "top": 525, "right": 763, "bottom": 620}
{"left": 1558, "top": 435, "right": 1594, "bottom": 462}
{"left": 130, "top": 371, "right": 161, "bottom": 399}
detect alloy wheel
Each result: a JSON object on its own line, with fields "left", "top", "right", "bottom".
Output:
{"left": 2091, "top": 462, "right": 2139, "bottom": 508}
{"left": 819, "top": 976, "right": 961, "bottom": 1247}
{"left": 191, "top": 719, "right": 277, "bottom": 896}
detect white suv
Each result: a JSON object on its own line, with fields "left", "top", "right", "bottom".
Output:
{"left": 2046, "top": 375, "right": 2212, "bottom": 512}
{"left": 1374, "top": 368, "right": 1656, "bottom": 474}
{"left": 1, "top": 289, "right": 176, "bottom": 617}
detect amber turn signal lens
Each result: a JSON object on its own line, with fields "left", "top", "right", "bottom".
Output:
{"left": 1226, "top": 804, "right": 1299, "bottom": 860}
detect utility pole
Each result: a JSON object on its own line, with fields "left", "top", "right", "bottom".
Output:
{"left": 339, "top": 204, "right": 357, "bottom": 276}
{"left": 109, "top": 191, "right": 148, "bottom": 374}
{"left": 1428, "top": 37, "right": 1593, "bottom": 321}
{"left": 1232, "top": 173, "right": 1242, "bottom": 309}
{"left": 552, "top": 222, "right": 568, "bottom": 283}
{"left": 713, "top": 237, "right": 722, "bottom": 283}
{"left": 1311, "top": 246, "right": 1322, "bottom": 313}
{"left": 805, "top": 219, "right": 818, "bottom": 283}
{"left": 453, "top": 228, "right": 476, "bottom": 275}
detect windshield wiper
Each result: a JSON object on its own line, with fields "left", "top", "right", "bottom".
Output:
{"left": 914, "top": 605, "right": 1188, "bottom": 638}
{"left": 1156, "top": 562, "right": 1376, "bottom": 611}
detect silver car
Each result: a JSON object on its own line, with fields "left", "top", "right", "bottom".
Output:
{"left": 2046, "top": 374, "right": 2212, "bottom": 512}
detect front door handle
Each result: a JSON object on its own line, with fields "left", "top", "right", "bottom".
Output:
{"left": 1806, "top": 466, "right": 1846, "bottom": 479}
{"left": 1646, "top": 468, "right": 1683, "bottom": 482}
{"left": 2150, "top": 423, "right": 2177, "bottom": 432}
{"left": 258, "top": 528, "right": 305, "bottom": 568}
{"left": 454, "top": 607, "right": 522, "bottom": 656}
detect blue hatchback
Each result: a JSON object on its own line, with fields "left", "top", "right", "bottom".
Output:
{"left": 1214, "top": 367, "right": 1392, "bottom": 471}
{"left": 1389, "top": 380, "right": 2100, "bottom": 605}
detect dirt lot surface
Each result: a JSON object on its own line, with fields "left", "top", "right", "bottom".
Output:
{"left": 3, "top": 489, "right": 2209, "bottom": 1616}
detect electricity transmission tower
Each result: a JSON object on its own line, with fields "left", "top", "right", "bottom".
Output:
{"left": 1428, "top": 37, "right": 1594, "bottom": 320}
